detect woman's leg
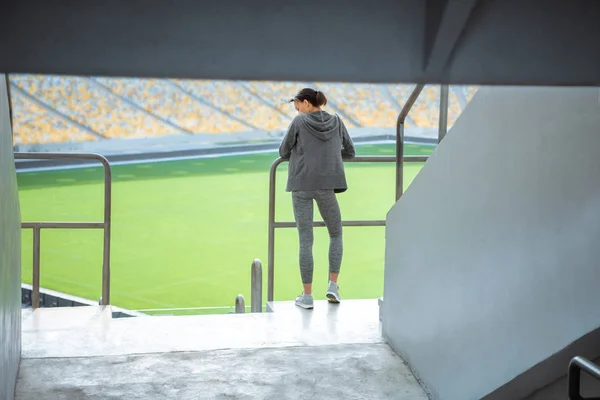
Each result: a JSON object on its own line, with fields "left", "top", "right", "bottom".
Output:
{"left": 292, "top": 191, "right": 315, "bottom": 295}
{"left": 314, "top": 190, "right": 343, "bottom": 283}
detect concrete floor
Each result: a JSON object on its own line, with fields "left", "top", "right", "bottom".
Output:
{"left": 17, "top": 300, "right": 427, "bottom": 399}
{"left": 16, "top": 344, "right": 427, "bottom": 399}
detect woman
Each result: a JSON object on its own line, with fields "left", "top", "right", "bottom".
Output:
{"left": 279, "top": 88, "right": 356, "bottom": 309}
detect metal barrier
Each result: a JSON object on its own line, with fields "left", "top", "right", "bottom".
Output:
{"left": 569, "top": 356, "right": 600, "bottom": 400}
{"left": 438, "top": 85, "right": 449, "bottom": 143}
{"left": 235, "top": 294, "right": 246, "bottom": 313}
{"left": 267, "top": 155, "right": 426, "bottom": 301}
{"left": 251, "top": 259, "right": 263, "bottom": 313}
{"left": 266, "top": 84, "right": 431, "bottom": 302}
{"left": 395, "top": 84, "right": 424, "bottom": 201}
{"left": 15, "top": 152, "right": 112, "bottom": 308}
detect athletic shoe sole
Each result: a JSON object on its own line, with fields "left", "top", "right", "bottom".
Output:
{"left": 295, "top": 301, "right": 314, "bottom": 309}
{"left": 326, "top": 292, "right": 340, "bottom": 303}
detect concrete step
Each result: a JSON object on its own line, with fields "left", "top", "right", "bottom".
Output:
{"left": 21, "top": 306, "right": 111, "bottom": 333}
{"left": 16, "top": 343, "right": 428, "bottom": 400}
{"left": 22, "top": 300, "right": 382, "bottom": 359}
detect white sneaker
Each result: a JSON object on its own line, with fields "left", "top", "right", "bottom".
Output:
{"left": 326, "top": 281, "right": 341, "bottom": 303}
{"left": 295, "top": 293, "right": 314, "bottom": 309}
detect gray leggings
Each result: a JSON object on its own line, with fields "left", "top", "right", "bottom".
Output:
{"left": 292, "top": 190, "right": 343, "bottom": 284}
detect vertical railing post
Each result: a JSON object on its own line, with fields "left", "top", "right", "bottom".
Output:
{"left": 396, "top": 84, "right": 425, "bottom": 201}
{"left": 267, "top": 159, "right": 282, "bottom": 303}
{"left": 438, "top": 85, "right": 449, "bottom": 143}
{"left": 101, "top": 158, "right": 112, "bottom": 306}
{"left": 32, "top": 226, "right": 41, "bottom": 309}
{"left": 569, "top": 364, "right": 582, "bottom": 400}
{"left": 396, "top": 121, "right": 404, "bottom": 202}
{"left": 251, "top": 259, "right": 263, "bottom": 313}
{"left": 568, "top": 356, "right": 600, "bottom": 400}
{"left": 235, "top": 294, "right": 246, "bottom": 313}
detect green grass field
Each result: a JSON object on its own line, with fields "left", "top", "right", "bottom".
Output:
{"left": 17, "top": 143, "right": 432, "bottom": 314}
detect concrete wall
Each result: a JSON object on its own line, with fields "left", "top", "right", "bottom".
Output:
{"left": 382, "top": 86, "right": 600, "bottom": 399}
{"left": 0, "top": 74, "right": 22, "bottom": 400}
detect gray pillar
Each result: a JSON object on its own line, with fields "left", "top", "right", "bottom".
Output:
{"left": 0, "top": 73, "right": 23, "bottom": 400}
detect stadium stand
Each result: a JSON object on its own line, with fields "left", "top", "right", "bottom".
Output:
{"left": 449, "top": 90, "right": 468, "bottom": 127}
{"left": 313, "top": 83, "right": 397, "bottom": 128}
{"left": 243, "top": 81, "right": 361, "bottom": 128}
{"left": 243, "top": 81, "right": 309, "bottom": 119}
{"left": 406, "top": 86, "right": 443, "bottom": 128}
{"left": 95, "top": 77, "right": 247, "bottom": 134}
{"left": 9, "top": 74, "right": 478, "bottom": 145}
{"left": 10, "top": 91, "right": 97, "bottom": 145}
{"left": 10, "top": 75, "right": 181, "bottom": 139}
{"left": 172, "top": 79, "right": 290, "bottom": 131}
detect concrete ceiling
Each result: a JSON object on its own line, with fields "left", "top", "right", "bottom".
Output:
{"left": 1, "top": 0, "right": 599, "bottom": 86}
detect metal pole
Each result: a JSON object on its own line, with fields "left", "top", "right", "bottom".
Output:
{"left": 5, "top": 75, "right": 14, "bottom": 135}
{"left": 235, "top": 294, "right": 246, "bottom": 313}
{"left": 32, "top": 227, "right": 41, "bottom": 310}
{"left": 396, "top": 84, "right": 424, "bottom": 201}
{"left": 568, "top": 356, "right": 600, "bottom": 400}
{"left": 251, "top": 259, "right": 263, "bottom": 313}
{"left": 396, "top": 122, "right": 404, "bottom": 202}
{"left": 438, "top": 85, "right": 449, "bottom": 143}
{"left": 267, "top": 159, "right": 283, "bottom": 302}
{"left": 274, "top": 220, "right": 387, "bottom": 228}
{"left": 21, "top": 222, "right": 104, "bottom": 229}
{"left": 568, "top": 363, "right": 582, "bottom": 400}
{"left": 101, "top": 157, "right": 112, "bottom": 306}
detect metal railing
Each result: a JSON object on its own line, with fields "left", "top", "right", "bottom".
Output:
{"left": 251, "top": 259, "right": 263, "bottom": 312}
{"left": 235, "top": 294, "right": 246, "bottom": 313}
{"left": 15, "top": 152, "right": 112, "bottom": 308}
{"left": 267, "top": 155, "right": 427, "bottom": 301}
{"left": 569, "top": 356, "right": 600, "bottom": 400}
{"left": 438, "top": 85, "right": 449, "bottom": 143}
{"left": 395, "top": 83, "right": 424, "bottom": 202}
{"left": 267, "top": 84, "right": 433, "bottom": 302}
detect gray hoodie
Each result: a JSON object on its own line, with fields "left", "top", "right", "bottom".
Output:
{"left": 279, "top": 110, "right": 356, "bottom": 193}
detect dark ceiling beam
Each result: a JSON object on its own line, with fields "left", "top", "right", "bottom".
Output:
{"left": 1, "top": 0, "right": 600, "bottom": 86}
{"left": 424, "top": 0, "right": 479, "bottom": 75}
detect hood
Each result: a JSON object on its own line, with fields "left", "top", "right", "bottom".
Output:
{"left": 298, "top": 111, "right": 340, "bottom": 141}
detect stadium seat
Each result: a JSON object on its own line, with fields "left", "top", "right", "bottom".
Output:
{"left": 10, "top": 91, "right": 96, "bottom": 145}
{"left": 9, "top": 74, "right": 479, "bottom": 145}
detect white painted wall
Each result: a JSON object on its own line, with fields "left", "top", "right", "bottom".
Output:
{"left": 382, "top": 87, "right": 600, "bottom": 399}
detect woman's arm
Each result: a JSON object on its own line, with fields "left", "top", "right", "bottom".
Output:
{"left": 340, "top": 118, "right": 356, "bottom": 159}
{"left": 279, "top": 118, "right": 299, "bottom": 159}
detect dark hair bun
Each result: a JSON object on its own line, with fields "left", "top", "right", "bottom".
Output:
{"left": 293, "top": 88, "right": 328, "bottom": 107}
{"left": 315, "top": 90, "right": 327, "bottom": 107}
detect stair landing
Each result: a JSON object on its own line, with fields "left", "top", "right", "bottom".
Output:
{"left": 17, "top": 300, "right": 428, "bottom": 399}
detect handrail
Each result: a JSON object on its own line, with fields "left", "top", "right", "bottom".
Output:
{"left": 15, "top": 152, "right": 112, "bottom": 308}
{"left": 251, "top": 259, "right": 262, "bottom": 313}
{"left": 267, "top": 156, "right": 427, "bottom": 302}
{"left": 267, "top": 84, "right": 427, "bottom": 303}
{"left": 396, "top": 84, "right": 424, "bottom": 201}
{"left": 438, "top": 85, "right": 449, "bottom": 143}
{"left": 569, "top": 356, "right": 600, "bottom": 400}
